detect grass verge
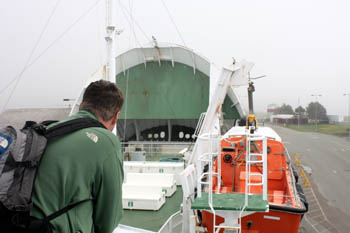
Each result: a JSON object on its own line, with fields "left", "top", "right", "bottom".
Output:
{"left": 283, "top": 124, "right": 350, "bottom": 136}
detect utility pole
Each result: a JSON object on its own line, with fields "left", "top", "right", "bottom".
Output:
{"left": 311, "top": 94, "right": 322, "bottom": 131}
{"left": 344, "top": 93, "right": 350, "bottom": 137}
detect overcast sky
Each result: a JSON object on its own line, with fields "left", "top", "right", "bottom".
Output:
{"left": 1, "top": 0, "right": 349, "bottom": 116}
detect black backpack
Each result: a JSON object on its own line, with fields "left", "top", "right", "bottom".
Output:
{"left": 0, "top": 117, "right": 106, "bottom": 233}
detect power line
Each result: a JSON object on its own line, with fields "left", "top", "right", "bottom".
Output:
{"left": 1, "top": 0, "right": 62, "bottom": 113}
{"left": 160, "top": 0, "right": 187, "bottom": 47}
{"left": 0, "top": 0, "right": 103, "bottom": 99}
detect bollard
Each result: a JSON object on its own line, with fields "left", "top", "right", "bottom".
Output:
{"left": 303, "top": 177, "right": 311, "bottom": 187}
{"left": 294, "top": 153, "right": 300, "bottom": 159}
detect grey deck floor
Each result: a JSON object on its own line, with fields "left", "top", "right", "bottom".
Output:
{"left": 120, "top": 187, "right": 183, "bottom": 232}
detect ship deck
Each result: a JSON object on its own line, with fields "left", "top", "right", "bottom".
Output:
{"left": 120, "top": 186, "right": 183, "bottom": 232}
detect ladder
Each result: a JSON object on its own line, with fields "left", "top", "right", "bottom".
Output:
{"left": 231, "top": 133, "right": 268, "bottom": 232}
{"left": 245, "top": 133, "right": 268, "bottom": 202}
{"left": 191, "top": 130, "right": 268, "bottom": 233}
{"left": 196, "top": 133, "right": 243, "bottom": 233}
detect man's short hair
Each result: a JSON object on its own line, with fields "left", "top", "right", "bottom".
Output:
{"left": 80, "top": 80, "right": 124, "bottom": 121}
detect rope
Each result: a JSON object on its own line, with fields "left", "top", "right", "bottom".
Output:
{"left": 127, "top": 0, "right": 134, "bottom": 48}
{"left": 1, "top": 0, "right": 62, "bottom": 113}
{"left": 119, "top": 4, "right": 143, "bottom": 48}
{"left": 0, "top": 0, "right": 103, "bottom": 98}
{"left": 160, "top": 0, "right": 186, "bottom": 47}
{"left": 118, "top": 0, "right": 152, "bottom": 44}
{"left": 95, "top": 3, "right": 104, "bottom": 68}
{"left": 118, "top": 0, "right": 147, "bottom": 65}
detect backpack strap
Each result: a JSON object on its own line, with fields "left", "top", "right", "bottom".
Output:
{"left": 44, "top": 117, "right": 106, "bottom": 139}
{"left": 27, "top": 200, "right": 90, "bottom": 233}
{"left": 45, "top": 199, "right": 90, "bottom": 222}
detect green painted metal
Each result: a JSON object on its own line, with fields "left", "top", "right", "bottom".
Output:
{"left": 117, "top": 61, "right": 208, "bottom": 120}
{"left": 116, "top": 61, "right": 241, "bottom": 120}
{"left": 191, "top": 192, "right": 269, "bottom": 211}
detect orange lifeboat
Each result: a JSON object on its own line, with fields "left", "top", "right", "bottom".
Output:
{"left": 195, "top": 127, "right": 308, "bottom": 233}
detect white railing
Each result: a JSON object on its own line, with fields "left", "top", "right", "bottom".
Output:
{"left": 122, "top": 141, "right": 191, "bottom": 158}
{"left": 196, "top": 133, "right": 220, "bottom": 198}
{"left": 195, "top": 132, "right": 226, "bottom": 233}
{"left": 284, "top": 145, "right": 304, "bottom": 207}
{"left": 194, "top": 112, "right": 206, "bottom": 138}
{"left": 158, "top": 211, "right": 182, "bottom": 233}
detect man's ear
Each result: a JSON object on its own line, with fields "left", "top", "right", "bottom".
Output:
{"left": 111, "top": 111, "right": 120, "bottom": 126}
{"left": 78, "top": 102, "right": 83, "bottom": 110}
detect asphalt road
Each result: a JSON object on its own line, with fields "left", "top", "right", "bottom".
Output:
{"left": 269, "top": 124, "right": 350, "bottom": 233}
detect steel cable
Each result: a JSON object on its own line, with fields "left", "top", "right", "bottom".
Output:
{"left": 0, "top": 0, "right": 103, "bottom": 100}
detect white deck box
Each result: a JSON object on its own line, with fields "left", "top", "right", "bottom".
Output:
{"left": 141, "top": 162, "right": 184, "bottom": 185}
{"left": 122, "top": 184, "right": 165, "bottom": 210}
{"left": 125, "top": 173, "right": 176, "bottom": 197}
{"left": 123, "top": 161, "right": 144, "bottom": 181}
{"left": 123, "top": 161, "right": 184, "bottom": 185}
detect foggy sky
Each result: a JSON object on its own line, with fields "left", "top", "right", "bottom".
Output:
{"left": 1, "top": 0, "right": 349, "bottom": 116}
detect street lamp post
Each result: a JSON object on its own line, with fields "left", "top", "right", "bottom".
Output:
{"left": 63, "top": 98, "right": 76, "bottom": 109}
{"left": 344, "top": 93, "right": 350, "bottom": 137}
{"left": 297, "top": 97, "right": 300, "bottom": 128}
{"left": 311, "top": 94, "right": 322, "bottom": 131}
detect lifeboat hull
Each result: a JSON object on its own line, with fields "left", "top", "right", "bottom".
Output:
{"left": 202, "top": 209, "right": 302, "bottom": 233}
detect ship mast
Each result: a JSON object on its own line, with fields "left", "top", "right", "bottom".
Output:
{"left": 248, "top": 81, "right": 255, "bottom": 115}
{"left": 247, "top": 80, "right": 257, "bottom": 131}
{"left": 105, "top": 0, "right": 118, "bottom": 135}
{"left": 105, "top": 0, "right": 116, "bottom": 82}
{"left": 246, "top": 74, "right": 265, "bottom": 131}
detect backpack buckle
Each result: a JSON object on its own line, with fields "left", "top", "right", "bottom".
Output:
{"left": 32, "top": 124, "right": 46, "bottom": 135}
{"left": 11, "top": 213, "right": 26, "bottom": 228}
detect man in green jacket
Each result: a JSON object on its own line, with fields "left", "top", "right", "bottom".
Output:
{"left": 31, "top": 80, "right": 124, "bottom": 233}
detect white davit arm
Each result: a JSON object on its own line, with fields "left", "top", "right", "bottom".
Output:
{"left": 188, "top": 60, "right": 253, "bottom": 165}
{"left": 181, "top": 60, "right": 253, "bottom": 233}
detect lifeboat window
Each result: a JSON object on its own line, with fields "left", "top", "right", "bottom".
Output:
{"left": 179, "top": 132, "right": 184, "bottom": 139}
{"left": 222, "top": 148, "right": 235, "bottom": 152}
{"left": 223, "top": 154, "right": 232, "bottom": 163}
